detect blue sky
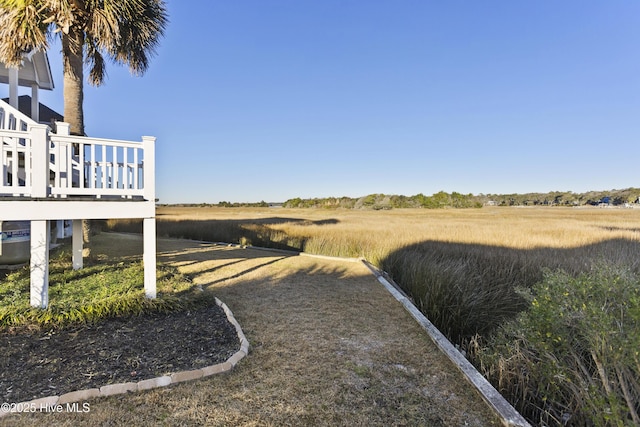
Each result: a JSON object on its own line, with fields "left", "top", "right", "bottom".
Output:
{"left": 11, "top": 1, "right": 640, "bottom": 203}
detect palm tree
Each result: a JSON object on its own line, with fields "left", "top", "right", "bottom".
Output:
{"left": 0, "top": 0, "right": 168, "bottom": 136}
{"left": 0, "top": 0, "right": 167, "bottom": 253}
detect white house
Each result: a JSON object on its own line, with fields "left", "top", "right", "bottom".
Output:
{"left": 0, "top": 50, "right": 157, "bottom": 308}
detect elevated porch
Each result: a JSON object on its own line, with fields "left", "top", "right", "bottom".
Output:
{"left": 0, "top": 99, "right": 157, "bottom": 308}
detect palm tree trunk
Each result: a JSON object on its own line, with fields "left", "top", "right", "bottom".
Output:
{"left": 63, "top": 27, "right": 92, "bottom": 256}
{"left": 62, "top": 27, "right": 85, "bottom": 137}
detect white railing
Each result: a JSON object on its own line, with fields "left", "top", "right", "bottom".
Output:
{"left": 48, "top": 131, "right": 153, "bottom": 198}
{"left": 0, "top": 128, "right": 32, "bottom": 196}
{"left": 1, "top": 118, "right": 154, "bottom": 201}
{"left": 0, "top": 100, "right": 34, "bottom": 196}
{"left": 0, "top": 99, "right": 32, "bottom": 132}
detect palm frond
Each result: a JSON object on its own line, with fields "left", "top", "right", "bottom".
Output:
{"left": 85, "top": 0, "right": 168, "bottom": 82}
{"left": 85, "top": 39, "right": 107, "bottom": 86}
{"left": 0, "top": 3, "right": 50, "bottom": 65}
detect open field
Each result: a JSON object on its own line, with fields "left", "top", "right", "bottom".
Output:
{"left": 151, "top": 205, "right": 640, "bottom": 258}
{"left": 103, "top": 205, "right": 640, "bottom": 269}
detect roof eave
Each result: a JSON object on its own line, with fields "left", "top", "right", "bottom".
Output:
{"left": 0, "top": 50, "right": 55, "bottom": 91}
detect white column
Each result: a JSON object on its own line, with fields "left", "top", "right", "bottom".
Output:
{"left": 142, "top": 136, "right": 156, "bottom": 202}
{"left": 30, "top": 220, "right": 50, "bottom": 308}
{"left": 143, "top": 217, "right": 156, "bottom": 299}
{"left": 56, "top": 220, "right": 64, "bottom": 239}
{"left": 29, "top": 124, "right": 50, "bottom": 198}
{"left": 72, "top": 219, "right": 83, "bottom": 270}
{"left": 31, "top": 84, "right": 39, "bottom": 122}
{"left": 8, "top": 68, "right": 18, "bottom": 108}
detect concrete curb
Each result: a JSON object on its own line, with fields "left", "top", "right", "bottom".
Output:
{"left": 0, "top": 298, "right": 248, "bottom": 419}
{"left": 361, "top": 260, "right": 531, "bottom": 427}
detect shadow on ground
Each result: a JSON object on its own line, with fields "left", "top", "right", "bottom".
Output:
{"left": 104, "top": 217, "right": 339, "bottom": 252}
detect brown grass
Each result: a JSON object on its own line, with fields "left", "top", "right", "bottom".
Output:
{"left": 1, "top": 233, "right": 501, "bottom": 426}
{"left": 149, "top": 205, "right": 640, "bottom": 262}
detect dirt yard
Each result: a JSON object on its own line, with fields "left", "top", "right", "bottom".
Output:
{"left": 2, "top": 234, "right": 501, "bottom": 426}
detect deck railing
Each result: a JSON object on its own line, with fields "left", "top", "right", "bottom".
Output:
{"left": 0, "top": 101, "right": 31, "bottom": 132}
{"left": 0, "top": 101, "right": 154, "bottom": 201}
{"left": 1, "top": 126, "right": 35, "bottom": 196}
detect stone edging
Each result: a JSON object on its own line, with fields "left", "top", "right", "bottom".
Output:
{"left": 0, "top": 297, "right": 249, "bottom": 419}
{"left": 360, "top": 260, "right": 532, "bottom": 427}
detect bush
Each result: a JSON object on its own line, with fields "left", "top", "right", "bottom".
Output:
{"left": 472, "top": 266, "right": 640, "bottom": 426}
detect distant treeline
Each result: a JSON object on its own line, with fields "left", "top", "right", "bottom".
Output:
{"left": 160, "top": 201, "right": 271, "bottom": 208}
{"left": 159, "top": 188, "right": 640, "bottom": 209}
{"left": 282, "top": 188, "right": 640, "bottom": 209}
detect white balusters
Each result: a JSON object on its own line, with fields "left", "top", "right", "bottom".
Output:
{"left": 1, "top": 121, "right": 151, "bottom": 199}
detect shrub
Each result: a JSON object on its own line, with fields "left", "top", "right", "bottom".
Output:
{"left": 472, "top": 265, "right": 640, "bottom": 426}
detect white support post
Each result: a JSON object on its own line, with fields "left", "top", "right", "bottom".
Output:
{"left": 30, "top": 220, "right": 50, "bottom": 308}
{"left": 142, "top": 136, "right": 156, "bottom": 202}
{"left": 8, "top": 68, "right": 18, "bottom": 108}
{"left": 72, "top": 219, "right": 83, "bottom": 270}
{"left": 31, "top": 84, "right": 39, "bottom": 123}
{"left": 142, "top": 136, "right": 156, "bottom": 298}
{"left": 29, "top": 124, "right": 50, "bottom": 198}
{"left": 143, "top": 217, "right": 156, "bottom": 299}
